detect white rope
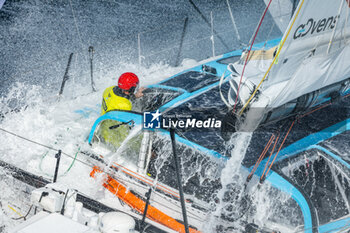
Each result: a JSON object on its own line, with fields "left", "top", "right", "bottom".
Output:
{"left": 68, "top": 0, "right": 85, "bottom": 52}
{"left": 226, "top": 0, "right": 241, "bottom": 42}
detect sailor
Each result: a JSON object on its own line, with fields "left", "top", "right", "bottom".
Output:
{"left": 99, "top": 72, "right": 145, "bottom": 149}
{"left": 101, "top": 72, "right": 145, "bottom": 115}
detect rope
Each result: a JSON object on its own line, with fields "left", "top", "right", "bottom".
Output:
{"left": 11, "top": 205, "right": 33, "bottom": 221}
{"left": 7, "top": 205, "right": 22, "bottom": 217}
{"left": 298, "top": 102, "right": 332, "bottom": 119}
{"left": 68, "top": 0, "right": 85, "bottom": 52}
{"left": 232, "top": 0, "right": 273, "bottom": 114}
{"left": 0, "top": 127, "right": 60, "bottom": 152}
{"left": 250, "top": 90, "right": 350, "bottom": 184}
{"left": 0, "top": 127, "right": 92, "bottom": 169}
{"left": 246, "top": 134, "right": 275, "bottom": 182}
{"left": 260, "top": 133, "right": 280, "bottom": 183}
{"left": 239, "top": 0, "right": 305, "bottom": 115}
{"left": 260, "top": 120, "right": 295, "bottom": 183}
{"left": 0, "top": 126, "right": 146, "bottom": 191}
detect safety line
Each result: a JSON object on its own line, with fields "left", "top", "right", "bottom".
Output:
{"left": 0, "top": 127, "right": 91, "bottom": 169}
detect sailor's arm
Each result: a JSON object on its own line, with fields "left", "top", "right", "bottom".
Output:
{"left": 134, "top": 87, "right": 146, "bottom": 98}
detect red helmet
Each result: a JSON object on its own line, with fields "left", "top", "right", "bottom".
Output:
{"left": 118, "top": 72, "right": 139, "bottom": 92}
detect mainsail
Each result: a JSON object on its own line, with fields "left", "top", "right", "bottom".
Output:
{"left": 266, "top": 0, "right": 350, "bottom": 107}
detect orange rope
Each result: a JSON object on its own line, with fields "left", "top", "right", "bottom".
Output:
{"left": 298, "top": 102, "right": 332, "bottom": 119}
{"left": 260, "top": 134, "right": 280, "bottom": 182}
{"left": 257, "top": 90, "right": 350, "bottom": 183}
{"left": 261, "top": 120, "right": 295, "bottom": 182}
{"left": 247, "top": 134, "right": 275, "bottom": 182}
{"left": 296, "top": 90, "right": 350, "bottom": 120}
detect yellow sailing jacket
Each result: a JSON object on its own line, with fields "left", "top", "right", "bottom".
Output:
{"left": 101, "top": 86, "right": 132, "bottom": 115}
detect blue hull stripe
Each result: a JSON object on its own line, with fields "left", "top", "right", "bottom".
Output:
{"left": 266, "top": 171, "right": 313, "bottom": 233}
{"left": 318, "top": 217, "right": 350, "bottom": 232}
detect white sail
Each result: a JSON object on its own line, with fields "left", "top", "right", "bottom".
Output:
{"left": 0, "top": 0, "right": 6, "bottom": 9}
{"left": 266, "top": 0, "right": 350, "bottom": 107}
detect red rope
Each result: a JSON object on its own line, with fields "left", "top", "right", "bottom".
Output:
{"left": 232, "top": 0, "right": 273, "bottom": 114}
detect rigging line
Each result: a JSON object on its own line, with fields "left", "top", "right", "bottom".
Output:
{"left": 275, "top": 77, "right": 350, "bottom": 121}
{"left": 39, "top": 148, "right": 79, "bottom": 178}
{"left": 298, "top": 102, "right": 332, "bottom": 119}
{"left": 239, "top": 0, "right": 305, "bottom": 115}
{"left": 188, "top": 0, "right": 230, "bottom": 50}
{"left": 263, "top": 21, "right": 275, "bottom": 49}
{"left": 261, "top": 119, "right": 295, "bottom": 182}
{"left": 68, "top": 0, "right": 85, "bottom": 53}
{"left": 231, "top": 0, "right": 273, "bottom": 114}
{"left": 0, "top": 130, "right": 148, "bottom": 191}
{"left": 246, "top": 134, "right": 275, "bottom": 182}
{"left": 0, "top": 127, "right": 92, "bottom": 169}
{"left": 260, "top": 133, "right": 280, "bottom": 182}
{"left": 0, "top": 127, "right": 59, "bottom": 152}
{"left": 298, "top": 86, "right": 350, "bottom": 120}
{"left": 226, "top": 0, "right": 241, "bottom": 43}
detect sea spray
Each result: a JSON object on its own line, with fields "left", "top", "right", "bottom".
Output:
{"left": 207, "top": 101, "right": 266, "bottom": 231}
{"left": 208, "top": 132, "right": 252, "bottom": 231}
{"left": 0, "top": 61, "right": 200, "bottom": 183}
{"left": 106, "top": 125, "right": 143, "bottom": 168}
